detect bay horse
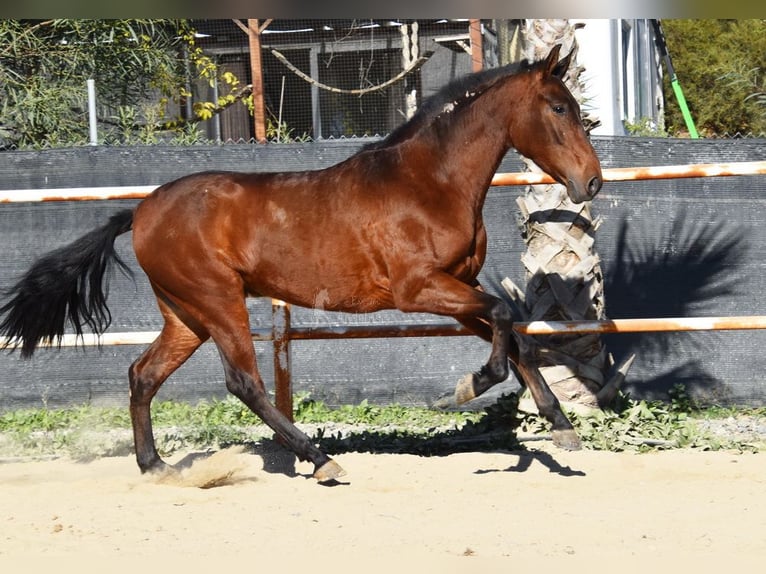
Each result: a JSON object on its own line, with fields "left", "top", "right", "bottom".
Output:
{"left": 0, "top": 45, "right": 602, "bottom": 482}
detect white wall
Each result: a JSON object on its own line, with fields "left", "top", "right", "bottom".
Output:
{"left": 573, "top": 19, "right": 664, "bottom": 136}
{"left": 574, "top": 19, "right": 625, "bottom": 136}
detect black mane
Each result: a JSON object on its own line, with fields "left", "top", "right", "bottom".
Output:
{"left": 363, "top": 59, "right": 533, "bottom": 152}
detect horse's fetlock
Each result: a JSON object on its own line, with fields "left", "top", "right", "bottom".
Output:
{"left": 490, "top": 301, "right": 513, "bottom": 326}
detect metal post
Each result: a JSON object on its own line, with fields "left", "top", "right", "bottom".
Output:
{"left": 651, "top": 19, "right": 699, "bottom": 138}
{"left": 87, "top": 79, "right": 98, "bottom": 145}
{"left": 271, "top": 298, "right": 293, "bottom": 421}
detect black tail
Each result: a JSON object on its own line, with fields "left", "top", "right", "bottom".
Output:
{"left": 0, "top": 209, "right": 134, "bottom": 358}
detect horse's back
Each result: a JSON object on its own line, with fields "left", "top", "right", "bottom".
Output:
{"left": 131, "top": 168, "right": 396, "bottom": 311}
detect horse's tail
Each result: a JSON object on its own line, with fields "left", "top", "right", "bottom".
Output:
{"left": 0, "top": 209, "right": 134, "bottom": 358}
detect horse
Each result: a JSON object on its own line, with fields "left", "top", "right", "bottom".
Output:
{"left": 0, "top": 45, "right": 602, "bottom": 482}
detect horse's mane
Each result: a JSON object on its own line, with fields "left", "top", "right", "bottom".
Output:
{"left": 362, "top": 58, "right": 535, "bottom": 152}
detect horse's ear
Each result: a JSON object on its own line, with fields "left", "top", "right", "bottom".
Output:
{"left": 543, "top": 44, "right": 571, "bottom": 79}
{"left": 543, "top": 44, "right": 562, "bottom": 76}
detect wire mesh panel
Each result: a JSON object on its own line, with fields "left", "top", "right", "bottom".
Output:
{"left": 191, "top": 19, "right": 474, "bottom": 142}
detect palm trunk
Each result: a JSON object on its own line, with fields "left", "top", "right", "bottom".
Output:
{"left": 502, "top": 20, "right": 632, "bottom": 410}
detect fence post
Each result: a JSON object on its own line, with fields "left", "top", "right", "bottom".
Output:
{"left": 248, "top": 19, "right": 267, "bottom": 143}
{"left": 271, "top": 299, "right": 293, "bottom": 420}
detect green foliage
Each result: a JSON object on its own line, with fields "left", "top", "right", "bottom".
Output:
{"left": 294, "top": 393, "right": 482, "bottom": 428}
{"left": 719, "top": 65, "right": 766, "bottom": 122}
{"left": 265, "top": 118, "right": 312, "bottom": 143}
{"left": 0, "top": 391, "right": 762, "bottom": 461}
{"left": 0, "top": 20, "right": 248, "bottom": 149}
{"left": 521, "top": 387, "right": 762, "bottom": 453}
{"left": 624, "top": 117, "right": 668, "bottom": 137}
{"left": 661, "top": 19, "right": 766, "bottom": 136}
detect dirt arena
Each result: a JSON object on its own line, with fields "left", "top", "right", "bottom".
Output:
{"left": 1, "top": 440, "right": 764, "bottom": 572}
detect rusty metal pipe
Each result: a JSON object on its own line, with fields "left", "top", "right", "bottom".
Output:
{"left": 2, "top": 161, "right": 765, "bottom": 203}
{"left": 514, "top": 315, "right": 766, "bottom": 335}
{"left": 490, "top": 160, "right": 766, "bottom": 187}
{"left": 5, "top": 315, "right": 766, "bottom": 351}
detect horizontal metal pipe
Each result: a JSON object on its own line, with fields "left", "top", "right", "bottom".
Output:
{"left": 3, "top": 315, "right": 766, "bottom": 351}
{"left": 514, "top": 315, "right": 766, "bottom": 335}
{"left": 0, "top": 185, "right": 156, "bottom": 203}
{"left": 1, "top": 161, "right": 765, "bottom": 203}
{"left": 282, "top": 323, "right": 474, "bottom": 340}
{"left": 490, "top": 160, "right": 766, "bottom": 187}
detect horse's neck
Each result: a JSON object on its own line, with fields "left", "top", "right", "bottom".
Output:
{"left": 421, "top": 87, "right": 513, "bottom": 208}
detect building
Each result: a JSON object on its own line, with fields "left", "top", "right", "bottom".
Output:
{"left": 573, "top": 19, "right": 664, "bottom": 136}
{"left": 190, "top": 19, "right": 664, "bottom": 142}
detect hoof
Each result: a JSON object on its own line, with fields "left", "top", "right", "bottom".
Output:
{"left": 454, "top": 373, "right": 477, "bottom": 405}
{"left": 313, "top": 459, "right": 346, "bottom": 483}
{"left": 552, "top": 429, "right": 582, "bottom": 451}
{"left": 140, "top": 458, "right": 175, "bottom": 476}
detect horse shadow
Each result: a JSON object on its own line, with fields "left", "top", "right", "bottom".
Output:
{"left": 228, "top": 416, "right": 582, "bottom": 481}
{"left": 475, "top": 449, "right": 586, "bottom": 477}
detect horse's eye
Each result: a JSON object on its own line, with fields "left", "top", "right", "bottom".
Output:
{"left": 552, "top": 104, "right": 566, "bottom": 115}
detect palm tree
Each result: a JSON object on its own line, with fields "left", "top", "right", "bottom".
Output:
{"left": 499, "top": 19, "right": 633, "bottom": 411}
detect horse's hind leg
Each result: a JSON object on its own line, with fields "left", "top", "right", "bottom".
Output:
{"left": 129, "top": 296, "right": 207, "bottom": 473}
{"left": 171, "top": 286, "right": 344, "bottom": 482}
{"left": 217, "top": 328, "right": 343, "bottom": 481}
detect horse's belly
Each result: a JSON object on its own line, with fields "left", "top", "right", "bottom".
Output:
{"left": 243, "top": 264, "right": 393, "bottom": 313}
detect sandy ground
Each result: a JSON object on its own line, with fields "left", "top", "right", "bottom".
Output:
{"left": 1, "top": 441, "right": 764, "bottom": 572}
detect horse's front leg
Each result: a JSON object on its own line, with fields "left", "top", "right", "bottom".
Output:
{"left": 511, "top": 333, "right": 581, "bottom": 450}
{"left": 393, "top": 274, "right": 513, "bottom": 404}
{"left": 450, "top": 303, "right": 581, "bottom": 451}
{"left": 452, "top": 304, "right": 513, "bottom": 404}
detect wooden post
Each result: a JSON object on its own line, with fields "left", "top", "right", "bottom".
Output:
{"left": 248, "top": 19, "right": 267, "bottom": 143}
{"left": 469, "top": 19, "right": 483, "bottom": 72}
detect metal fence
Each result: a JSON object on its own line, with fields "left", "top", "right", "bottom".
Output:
{"left": 1, "top": 145, "right": 765, "bottom": 414}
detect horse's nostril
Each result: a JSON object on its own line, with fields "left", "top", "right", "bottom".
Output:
{"left": 588, "top": 175, "right": 602, "bottom": 196}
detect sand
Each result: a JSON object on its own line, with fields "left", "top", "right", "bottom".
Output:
{"left": 1, "top": 440, "right": 764, "bottom": 572}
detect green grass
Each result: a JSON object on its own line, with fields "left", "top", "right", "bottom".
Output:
{"left": 0, "top": 388, "right": 763, "bottom": 461}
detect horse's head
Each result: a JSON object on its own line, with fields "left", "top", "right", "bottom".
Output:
{"left": 510, "top": 44, "right": 603, "bottom": 203}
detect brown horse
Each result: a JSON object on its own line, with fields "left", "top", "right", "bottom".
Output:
{"left": 0, "top": 45, "right": 602, "bottom": 482}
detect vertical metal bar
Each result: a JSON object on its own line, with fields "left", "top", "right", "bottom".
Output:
{"left": 87, "top": 79, "right": 98, "bottom": 145}
{"left": 211, "top": 60, "right": 222, "bottom": 142}
{"left": 271, "top": 299, "right": 293, "bottom": 421}
{"left": 651, "top": 19, "right": 699, "bottom": 138}
{"left": 310, "top": 46, "right": 321, "bottom": 139}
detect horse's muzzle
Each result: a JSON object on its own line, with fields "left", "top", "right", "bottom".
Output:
{"left": 567, "top": 174, "right": 602, "bottom": 203}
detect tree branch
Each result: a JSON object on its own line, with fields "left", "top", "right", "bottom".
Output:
{"left": 270, "top": 48, "right": 434, "bottom": 95}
